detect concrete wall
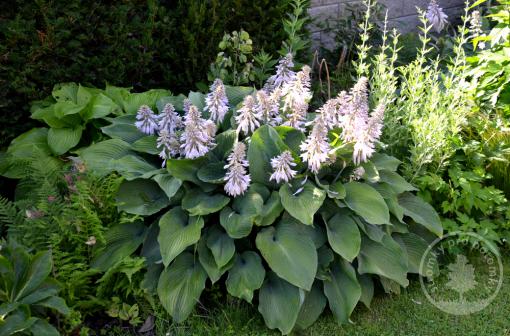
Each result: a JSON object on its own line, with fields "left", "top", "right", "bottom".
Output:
{"left": 309, "top": 0, "right": 465, "bottom": 50}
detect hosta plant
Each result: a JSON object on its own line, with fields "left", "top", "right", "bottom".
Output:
{"left": 80, "top": 62, "right": 442, "bottom": 334}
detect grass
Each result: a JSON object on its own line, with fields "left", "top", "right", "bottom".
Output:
{"left": 105, "top": 255, "right": 510, "bottom": 336}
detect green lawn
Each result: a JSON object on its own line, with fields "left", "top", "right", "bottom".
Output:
{"left": 108, "top": 256, "right": 510, "bottom": 336}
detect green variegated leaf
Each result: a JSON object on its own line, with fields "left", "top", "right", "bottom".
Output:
{"left": 226, "top": 251, "right": 266, "bottom": 303}
{"left": 344, "top": 182, "right": 389, "bottom": 225}
{"left": 258, "top": 272, "right": 304, "bottom": 335}
{"left": 158, "top": 207, "right": 204, "bottom": 266}
{"left": 323, "top": 259, "right": 361, "bottom": 324}
{"left": 256, "top": 219, "right": 317, "bottom": 290}
{"left": 157, "top": 252, "right": 207, "bottom": 323}
{"left": 279, "top": 181, "right": 326, "bottom": 225}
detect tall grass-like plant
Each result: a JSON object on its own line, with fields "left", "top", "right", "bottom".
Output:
{"left": 358, "top": 1, "right": 474, "bottom": 180}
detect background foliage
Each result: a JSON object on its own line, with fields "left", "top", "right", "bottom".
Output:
{"left": 0, "top": 0, "right": 292, "bottom": 146}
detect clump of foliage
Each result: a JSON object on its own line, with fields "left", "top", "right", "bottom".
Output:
{"left": 0, "top": 0, "right": 295, "bottom": 146}
{"left": 0, "top": 241, "right": 70, "bottom": 335}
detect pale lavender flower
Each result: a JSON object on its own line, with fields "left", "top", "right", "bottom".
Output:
{"left": 353, "top": 104, "right": 385, "bottom": 165}
{"left": 282, "top": 66, "right": 312, "bottom": 130}
{"left": 158, "top": 103, "right": 183, "bottom": 133}
{"left": 351, "top": 166, "right": 365, "bottom": 181}
{"left": 300, "top": 116, "right": 330, "bottom": 174}
{"left": 426, "top": 0, "right": 448, "bottom": 33}
{"left": 224, "top": 142, "right": 251, "bottom": 197}
{"left": 236, "top": 95, "right": 262, "bottom": 136}
{"left": 183, "top": 99, "right": 192, "bottom": 113}
{"left": 265, "top": 53, "right": 296, "bottom": 90}
{"left": 256, "top": 89, "right": 282, "bottom": 126}
{"left": 135, "top": 105, "right": 159, "bottom": 135}
{"left": 342, "top": 77, "right": 369, "bottom": 143}
{"left": 205, "top": 79, "right": 230, "bottom": 123}
{"left": 270, "top": 150, "right": 297, "bottom": 184}
{"left": 180, "top": 105, "right": 216, "bottom": 159}
{"left": 157, "top": 129, "right": 181, "bottom": 166}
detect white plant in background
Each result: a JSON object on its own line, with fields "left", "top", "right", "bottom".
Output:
{"left": 282, "top": 65, "right": 312, "bottom": 130}
{"left": 300, "top": 115, "right": 330, "bottom": 174}
{"left": 426, "top": 0, "right": 448, "bottom": 33}
{"left": 224, "top": 142, "right": 251, "bottom": 196}
{"left": 205, "top": 79, "right": 230, "bottom": 123}
{"left": 180, "top": 104, "right": 216, "bottom": 159}
{"left": 270, "top": 151, "right": 297, "bottom": 183}
{"left": 135, "top": 105, "right": 159, "bottom": 135}
{"left": 265, "top": 53, "right": 296, "bottom": 90}
{"left": 158, "top": 103, "right": 183, "bottom": 133}
{"left": 236, "top": 95, "right": 262, "bottom": 135}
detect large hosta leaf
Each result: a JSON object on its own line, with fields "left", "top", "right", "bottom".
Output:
{"left": 358, "top": 274, "right": 374, "bottom": 308}
{"left": 101, "top": 115, "right": 143, "bottom": 144}
{"left": 324, "top": 209, "right": 361, "bottom": 262}
{"left": 378, "top": 170, "right": 417, "bottom": 194}
{"left": 398, "top": 192, "right": 442, "bottom": 236}
{"left": 206, "top": 227, "right": 235, "bottom": 268}
{"left": 47, "top": 127, "right": 83, "bottom": 155}
{"left": 167, "top": 157, "right": 212, "bottom": 189}
{"left": 357, "top": 235, "right": 409, "bottom": 287}
{"left": 79, "top": 138, "right": 132, "bottom": 176}
{"left": 370, "top": 153, "right": 401, "bottom": 172}
{"left": 248, "top": 125, "right": 288, "bottom": 186}
{"left": 323, "top": 259, "right": 361, "bottom": 324}
{"left": 83, "top": 93, "right": 121, "bottom": 120}
{"left": 226, "top": 251, "right": 265, "bottom": 303}
{"left": 116, "top": 179, "right": 169, "bottom": 215}
{"left": 256, "top": 219, "right": 317, "bottom": 290}
{"left": 279, "top": 181, "right": 326, "bottom": 225}
{"left": 182, "top": 188, "right": 230, "bottom": 216}
{"left": 220, "top": 189, "right": 264, "bottom": 238}
{"left": 225, "top": 86, "right": 255, "bottom": 106}
{"left": 114, "top": 155, "right": 159, "bottom": 180}
{"left": 153, "top": 173, "right": 182, "bottom": 199}
{"left": 395, "top": 233, "right": 431, "bottom": 275}
{"left": 344, "top": 182, "right": 389, "bottom": 225}
{"left": 258, "top": 272, "right": 304, "bottom": 335}
{"left": 158, "top": 207, "right": 204, "bottom": 267}
{"left": 197, "top": 236, "right": 233, "bottom": 283}
{"left": 91, "top": 221, "right": 146, "bottom": 271}
{"left": 157, "top": 252, "right": 207, "bottom": 323}
{"left": 295, "top": 281, "right": 327, "bottom": 330}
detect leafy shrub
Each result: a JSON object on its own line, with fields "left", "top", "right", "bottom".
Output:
{"left": 0, "top": 0, "right": 295, "bottom": 146}
{"left": 0, "top": 241, "right": 70, "bottom": 335}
